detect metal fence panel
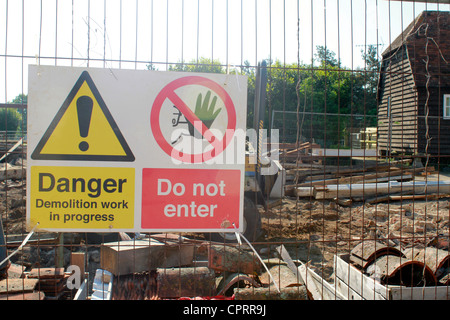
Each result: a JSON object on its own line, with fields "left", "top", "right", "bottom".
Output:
{"left": 0, "top": 0, "right": 449, "bottom": 304}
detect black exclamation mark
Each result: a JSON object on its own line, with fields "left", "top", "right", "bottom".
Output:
{"left": 76, "top": 96, "right": 93, "bottom": 152}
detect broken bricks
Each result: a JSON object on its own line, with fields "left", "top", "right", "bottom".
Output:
{"left": 98, "top": 234, "right": 300, "bottom": 299}
{"left": 27, "top": 267, "right": 68, "bottom": 299}
{"left": 0, "top": 266, "right": 69, "bottom": 300}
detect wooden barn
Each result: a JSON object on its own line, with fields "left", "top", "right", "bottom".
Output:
{"left": 377, "top": 11, "right": 450, "bottom": 158}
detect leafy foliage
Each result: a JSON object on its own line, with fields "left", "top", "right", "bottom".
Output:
{"left": 2, "top": 94, "right": 27, "bottom": 133}
{"left": 168, "top": 57, "right": 225, "bottom": 74}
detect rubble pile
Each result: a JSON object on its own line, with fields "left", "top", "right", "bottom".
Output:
{"left": 349, "top": 240, "right": 450, "bottom": 287}
{"left": 331, "top": 239, "right": 450, "bottom": 300}
{"left": 0, "top": 264, "right": 73, "bottom": 300}
{"left": 98, "top": 234, "right": 308, "bottom": 300}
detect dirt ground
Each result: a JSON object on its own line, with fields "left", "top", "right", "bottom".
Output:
{"left": 259, "top": 188, "right": 450, "bottom": 281}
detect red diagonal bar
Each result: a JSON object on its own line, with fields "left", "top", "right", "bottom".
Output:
{"left": 167, "top": 90, "right": 223, "bottom": 150}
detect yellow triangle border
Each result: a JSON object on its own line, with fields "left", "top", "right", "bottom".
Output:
{"left": 31, "top": 71, "right": 135, "bottom": 162}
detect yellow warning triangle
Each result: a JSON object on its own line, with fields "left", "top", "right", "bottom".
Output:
{"left": 31, "top": 71, "right": 135, "bottom": 161}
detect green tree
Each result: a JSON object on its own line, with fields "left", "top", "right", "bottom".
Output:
{"left": 266, "top": 45, "right": 379, "bottom": 147}
{"left": 359, "top": 44, "right": 380, "bottom": 119}
{"left": 169, "top": 57, "right": 225, "bottom": 74}
{"left": 361, "top": 44, "right": 381, "bottom": 95}
{"left": 314, "top": 45, "right": 340, "bottom": 67}
{"left": 0, "top": 108, "right": 22, "bottom": 133}
{"left": 10, "top": 93, "right": 27, "bottom": 132}
{"left": 1, "top": 94, "right": 27, "bottom": 134}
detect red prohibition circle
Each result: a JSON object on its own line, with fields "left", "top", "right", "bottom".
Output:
{"left": 150, "top": 76, "right": 237, "bottom": 163}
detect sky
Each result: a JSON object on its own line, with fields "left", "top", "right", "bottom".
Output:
{"left": 1, "top": 0, "right": 449, "bottom": 103}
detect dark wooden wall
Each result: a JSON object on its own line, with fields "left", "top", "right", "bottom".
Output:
{"left": 377, "top": 11, "right": 450, "bottom": 156}
{"left": 377, "top": 46, "right": 418, "bottom": 155}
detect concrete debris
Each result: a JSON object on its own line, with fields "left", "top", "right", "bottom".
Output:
{"left": 0, "top": 265, "right": 74, "bottom": 300}
{"left": 349, "top": 240, "right": 405, "bottom": 270}
{"left": 73, "top": 234, "right": 310, "bottom": 300}
{"left": 335, "top": 252, "right": 450, "bottom": 300}
{"left": 343, "top": 239, "right": 450, "bottom": 295}
{"left": 365, "top": 255, "right": 437, "bottom": 286}
{"left": 217, "top": 273, "right": 261, "bottom": 296}
{"left": 259, "top": 264, "right": 302, "bottom": 289}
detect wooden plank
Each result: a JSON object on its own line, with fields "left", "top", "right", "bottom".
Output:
{"left": 335, "top": 254, "right": 450, "bottom": 300}
{"left": 334, "top": 255, "right": 389, "bottom": 300}
{"left": 0, "top": 138, "right": 23, "bottom": 162}
{"left": 286, "top": 162, "right": 398, "bottom": 179}
{"left": 312, "top": 148, "right": 378, "bottom": 157}
{"left": 389, "top": 194, "right": 448, "bottom": 202}
{"left": 297, "top": 262, "right": 322, "bottom": 300}
{"left": 389, "top": 285, "right": 450, "bottom": 300}
{"left": 100, "top": 239, "right": 194, "bottom": 276}
{"left": 101, "top": 239, "right": 165, "bottom": 276}
{"left": 284, "top": 142, "right": 315, "bottom": 154}
{"left": 295, "top": 187, "right": 314, "bottom": 197}
{"left": 73, "top": 279, "right": 88, "bottom": 300}
{"left": 303, "top": 264, "right": 345, "bottom": 300}
{"left": 70, "top": 252, "right": 85, "bottom": 281}
{"left": 294, "top": 169, "right": 418, "bottom": 187}
{"left": 0, "top": 291, "right": 45, "bottom": 300}
{"left": 315, "top": 181, "right": 450, "bottom": 200}
{"left": 334, "top": 276, "right": 363, "bottom": 300}
{"left": 0, "top": 279, "right": 39, "bottom": 294}
{"left": 28, "top": 268, "right": 65, "bottom": 279}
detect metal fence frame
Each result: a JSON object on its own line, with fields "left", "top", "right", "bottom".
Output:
{"left": 0, "top": 0, "right": 449, "bottom": 303}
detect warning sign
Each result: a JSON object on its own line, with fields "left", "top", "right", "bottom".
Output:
{"left": 31, "top": 71, "right": 134, "bottom": 162}
{"left": 29, "top": 166, "right": 135, "bottom": 230}
{"left": 151, "top": 76, "right": 237, "bottom": 163}
{"left": 27, "top": 65, "right": 247, "bottom": 233}
{"left": 141, "top": 168, "right": 241, "bottom": 230}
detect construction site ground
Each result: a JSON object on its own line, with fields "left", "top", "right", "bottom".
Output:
{"left": 2, "top": 161, "right": 449, "bottom": 287}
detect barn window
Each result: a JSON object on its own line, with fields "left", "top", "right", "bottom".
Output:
{"left": 445, "top": 95, "right": 450, "bottom": 119}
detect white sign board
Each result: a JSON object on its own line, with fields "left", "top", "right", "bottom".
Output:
{"left": 27, "top": 65, "right": 247, "bottom": 233}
